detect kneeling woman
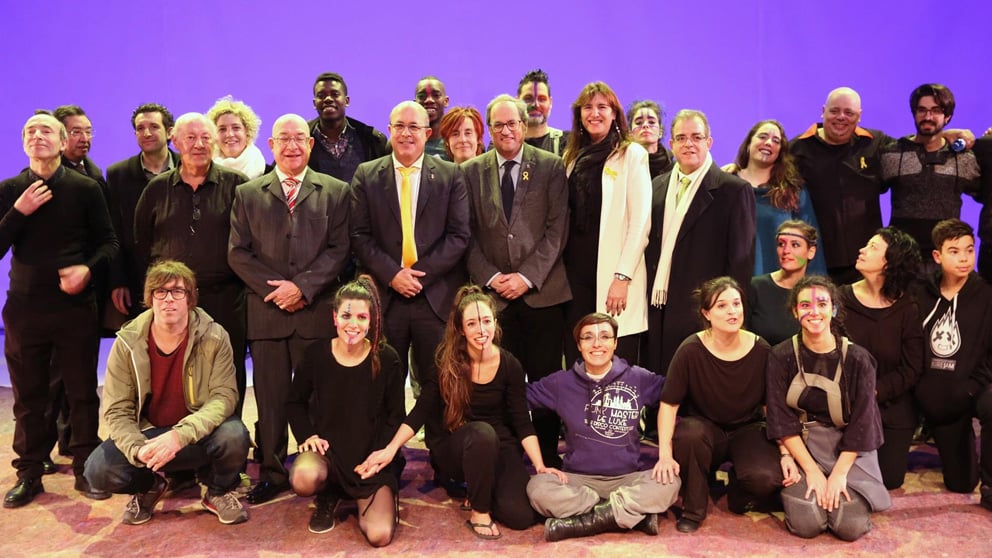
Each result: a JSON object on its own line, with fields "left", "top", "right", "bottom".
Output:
{"left": 358, "top": 286, "right": 553, "bottom": 540}
{"left": 287, "top": 276, "right": 405, "bottom": 546}
{"left": 766, "top": 275, "right": 891, "bottom": 541}
{"left": 656, "top": 277, "right": 783, "bottom": 533}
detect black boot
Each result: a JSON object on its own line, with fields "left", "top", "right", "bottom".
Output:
{"left": 632, "top": 513, "right": 659, "bottom": 536}
{"left": 545, "top": 501, "right": 620, "bottom": 542}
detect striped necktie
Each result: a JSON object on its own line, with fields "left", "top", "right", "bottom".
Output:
{"left": 284, "top": 177, "right": 300, "bottom": 215}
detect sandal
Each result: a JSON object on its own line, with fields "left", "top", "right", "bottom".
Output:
{"left": 464, "top": 519, "right": 502, "bottom": 540}
{"left": 460, "top": 498, "right": 471, "bottom": 511}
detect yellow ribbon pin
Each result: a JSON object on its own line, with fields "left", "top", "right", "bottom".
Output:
{"left": 604, "top": 167, "right": 617, "bottom": 178}
{"left": 522, "top": 171, "right": 529, "bottom": 181}
{"left": 860, "top": 157, "right": 867, "bottom": 169}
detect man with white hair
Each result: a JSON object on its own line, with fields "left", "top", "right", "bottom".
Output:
{"left": 229, "top": 113, "right": 351, "bottom": 505}
{"left": 0, "top": 112, "right": 118, "bottom": 507}
{"left": 134, "top": 112, "right": 250, "bottom": 417}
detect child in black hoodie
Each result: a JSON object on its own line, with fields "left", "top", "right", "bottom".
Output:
{"left": 913, "top": 218, "right": 992, "bottom": 509}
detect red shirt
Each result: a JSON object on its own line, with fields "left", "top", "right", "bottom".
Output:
{"left": 146, "top": 328, "right": 190, "bottom": 428}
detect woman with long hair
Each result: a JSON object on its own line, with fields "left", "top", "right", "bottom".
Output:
{"left": 748, "top": 219, "right": 821, "bottom": 345}
{"left": 439, "top": 106, "right": 485, "bottom": 164}
{"left": 841, "top": 227, "right": 924, "bottom": 489}
{"left": 206, "top": 96, "right": 266, "bottom": 179}
{"left": 357, "top": 285, "right": 562, "bottom": 540}
{"left": 655, "top": 277, "right": 783, "bottom": 533}
{"left": 286, "top": 275, "right": 404, "bottom": 546}
{"left": 732, "top": 119, "right": 824, "bottom": 276}
{"left": 766, "top": 275, "right": 891, "bottom": 541}
{"left": 561, "top": 81, "right": 652, "bottom": 367}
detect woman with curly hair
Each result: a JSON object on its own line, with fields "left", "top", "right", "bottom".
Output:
{"left": 357, "top": 285, "right": 562, "bottom": 540}
{"left": 286, "top": 275, "right": 405, "bottom": 545}
{"left": 206, "top": 96, "right": 266, "bottom": 179}
{"left": 841, "top": 227, "right": 924, "bottom": 489}
{"left": 439, "top": 107, "right": 485, "bottom": 164}
{"left": 732, "top": 120, "right": 825, "bottom": 276}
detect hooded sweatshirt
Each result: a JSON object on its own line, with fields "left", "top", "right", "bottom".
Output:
{"left": 913, "top": 271, "right": 992, "bottom": 423}
{"left": 527, "top": 356, "right": 663, "bottom": 476}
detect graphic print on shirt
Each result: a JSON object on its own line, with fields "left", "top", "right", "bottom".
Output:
{"left": 585, "top": 381, "right": 640, "bottom": 439}
{"left": 930, "top": 304, "right": 960, "bottom": 358}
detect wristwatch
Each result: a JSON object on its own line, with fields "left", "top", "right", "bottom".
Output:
{"left": 614, "top": 273, "right": 631, "bottom": 281}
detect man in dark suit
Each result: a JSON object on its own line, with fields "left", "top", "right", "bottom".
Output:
{"left": 54, "top": 105, "right": 105, "bottom": 187}
{"left": 645, "top": 109, "right": 756, "bottom": 379}
{"left": 229, "top": 113, "right": 351, "bottom": 504}
{"left": 462, "top": 94, "right": 570, "bottom": 467}
{"left": 107, "top": 103, "right": 179, "bottom": 321}
{"left": 350, "top": 100, "right": 470, "bottom": 413}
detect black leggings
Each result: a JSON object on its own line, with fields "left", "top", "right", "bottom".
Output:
{"left": 431, "top": 421, "right": 537, "bottom": 529}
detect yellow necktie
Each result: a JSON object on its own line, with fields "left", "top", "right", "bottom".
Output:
{"left": 676, "top": 175, "right": 692, "bottom": 204}
{"left": 398, "top": 166, "right": 417, "bottom": 268}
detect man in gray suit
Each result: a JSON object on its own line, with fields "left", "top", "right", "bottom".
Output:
{"left": 229, "top": 113, "right": 351, "bottom": 504}
{"left": 462, "top": 94, "right": 571, "bottom": 467}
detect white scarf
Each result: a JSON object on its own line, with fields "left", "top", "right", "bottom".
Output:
{"left": 651, "top": 151, "right": 714, "bottom": 307}
{"left": 214, "top": 143, "right": 266, "bottom": 179}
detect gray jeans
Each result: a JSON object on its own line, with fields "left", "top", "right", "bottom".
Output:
{"left": 527, "top": 470, "right": 680, "bottom": 529}
{"left": 781, "top": 477, "right": 872, "bottom": 541}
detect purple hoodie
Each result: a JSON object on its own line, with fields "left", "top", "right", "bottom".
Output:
{"left": 527, "top": 356, "right": 664, "bottom": 476}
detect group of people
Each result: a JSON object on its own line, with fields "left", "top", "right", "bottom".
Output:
{"left": 2, "top": 67, "right": 992, "bottom": 547}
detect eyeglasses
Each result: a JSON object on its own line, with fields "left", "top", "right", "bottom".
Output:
{"left": 152, "top": 287, "right": 189, "bottom": 300}
{"left": 915, "top": 106, "right": 945, "bottom": 116}
{"left": 390, "top": 123, "right": 427, "bottom": 135}
{"left": 274, "top": 135, "right": 309, "bottom": 146}
{"left": 68, "top": 129, "right": 93, "bottom": 138}
{"left": 491, "top": 120, "right": 522, "bottom": 133}
{"left": 579, "top": 333, "right": 616, "bottom": 345}
{"left": 673, "top": 134, "right": 708, "bottom": 145}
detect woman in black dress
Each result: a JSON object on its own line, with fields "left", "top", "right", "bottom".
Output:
{"left": 287, "top": 276, "right": 405, "bottom": 546}
{"left": 357, "top": 285, "right": 561, "bottom": 540}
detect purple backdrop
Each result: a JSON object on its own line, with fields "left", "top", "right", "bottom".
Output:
{"left": 1, "top": 0, "right": 990, "bottom": 307}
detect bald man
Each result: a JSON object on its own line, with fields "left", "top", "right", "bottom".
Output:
{"left": 793, "top": 87, "right": 972, "bottom": 284}
{"left": 229, "top": 113, "right": 351, "bottom": 504}
{"left": 350, "top": 101, "right": 469, "bottom": 450}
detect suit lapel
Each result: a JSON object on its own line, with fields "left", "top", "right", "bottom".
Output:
{"left": 512, "top": 145, "right": 537, "bottom": 227}
{"left": 379, "top": 159, "right": 401, "bottom": 224}
{"left": 294, "top": 170, "right": 318, "bottom": 207}
{"left": 416, "top": 157, "right": 435, "bottom": 220}
{"left": 677, "top": 167, "right": 717, "bottom": 244}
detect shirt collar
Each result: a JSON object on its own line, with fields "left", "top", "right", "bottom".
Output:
{"left": 275, "top": 167, "right": 308, "bottom": 184}
{"left": 392, "top": 153, "right": 425, "bottom": 171}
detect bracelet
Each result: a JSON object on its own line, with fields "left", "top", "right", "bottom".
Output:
{"left": 780, "top": 453, "right": 793, "bottom": 459}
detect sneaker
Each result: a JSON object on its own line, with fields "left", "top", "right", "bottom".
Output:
{"left": 202, "top": 491, "right": 248, "bottom": 525}
{"left": 122, "top": 474, "right": 167, "bottom": 525}
{"left": 309, "top": 493, "right": 337, "bottom": 533}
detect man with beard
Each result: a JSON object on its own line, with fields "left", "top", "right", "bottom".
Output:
{"left": 308, "top": 72, "right": 388, "bottom": 184}
{"left": 415, "top": 76, "right": 450, "bottom": 160}
{"left": 516, "top": 69, "right": 569, "bottom": 156}
{"left": 881, "top": 84, "right": 980, "bottom": 267}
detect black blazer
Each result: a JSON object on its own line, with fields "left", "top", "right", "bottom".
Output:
{"left": 644, "top": 164, "right": 756, "bottom": 375}
{"left": 349, "top": 154, "right": 470, "bottom": 320}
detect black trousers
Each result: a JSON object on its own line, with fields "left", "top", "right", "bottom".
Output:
{"left": 877, "top": 396, "right": 917, "bottom": 490}
{"left": 673, "top": 416, "right": 783, "bottom": 522}
{"left": 500, "top": 299, "right": 564, "bottom": 466}
{"left": 432, "top": 422, "right": 537, "bottom": 530}
{"left": 248, "top": 334, "right": 312, "bottom": 485}
{"left": 3, "top": 295, "right": 101, "bottom": 479}
{"left": 384, "top": 294, "right": 444, "bottom": 401}
{"left": 931, "top": 385, "right": 992, "bottom": 492}
{"left": 198, "top": 282, "right": 247, "bottom": 417}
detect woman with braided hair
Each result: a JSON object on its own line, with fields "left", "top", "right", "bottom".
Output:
{"left": 286, "top": 275, "right": 405, "bottom": 546}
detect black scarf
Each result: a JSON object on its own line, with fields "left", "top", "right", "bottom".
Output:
{"left": 569, "top": 128, "right": 619, "bottom": 233}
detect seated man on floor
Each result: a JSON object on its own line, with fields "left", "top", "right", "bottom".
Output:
{"left": 84, "top": 260, "right": 250, "bottom": 525}
{"left": 526, "top": 313, "right": 681, "bottom": 542}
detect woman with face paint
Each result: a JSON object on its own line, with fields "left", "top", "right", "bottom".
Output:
{"left": 656, "top": 277, "right": 783, "bottom": 533}
{"left": 285, "top": 275, "right": 405, "bottom": 546}
{"left": 206, "top": 96, "right": 266, "bottom": 179}
{"left": 357, "top": 285, "right": 560, "bottom": 540}
{"left": 561, "top": 82, "right": 652, "bottom": 369}
{"left": 626, "top": 100, "right": 674, "bottom": 179}
{"left": 748, "top": 220, "right": 821, "bottom": 345}
{"left": 840, "top": 227, "right": 924, "bottom": 490}
{"left": 766, "top": 275, "right": 891, "bottom": 541}
{"left": 731, "top": 120, "right": 825, "bottom": 276}
{"left": 438, "top": 107, "right": 485, "bottom": 164}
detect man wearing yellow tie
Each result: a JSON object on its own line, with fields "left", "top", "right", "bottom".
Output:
{"left": 350, "top": 101, "right": 470, "bottom": 448}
